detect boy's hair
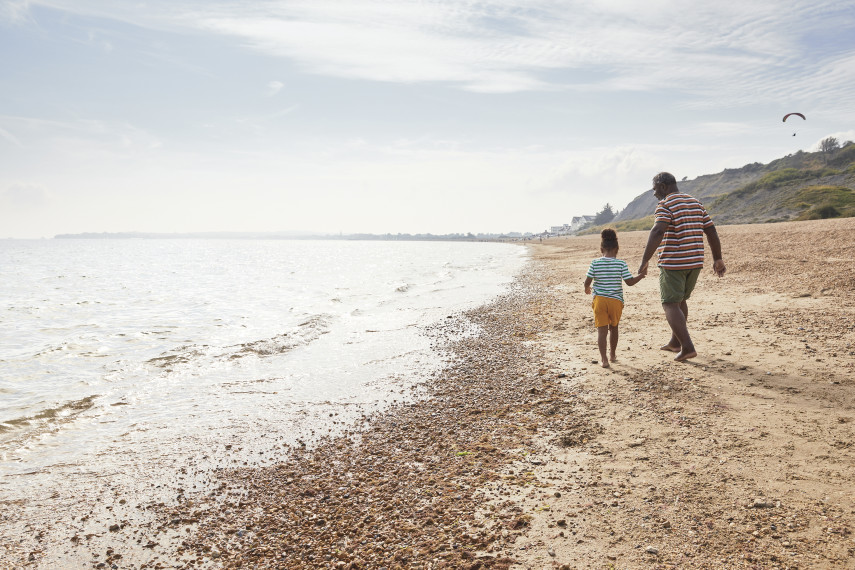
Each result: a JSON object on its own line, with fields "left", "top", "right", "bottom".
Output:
{"left": 601, "top": 228, "right": 618, "bottom": 250}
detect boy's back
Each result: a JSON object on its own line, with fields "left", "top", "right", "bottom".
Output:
{"left": 586, "top": 256, "right": 632, "bottom": 303}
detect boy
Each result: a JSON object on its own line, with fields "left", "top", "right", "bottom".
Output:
{"left": 584, "top": 229, "right": 646, "bottom": 368}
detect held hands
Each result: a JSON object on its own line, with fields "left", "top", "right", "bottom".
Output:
{"left": 637, "top": 261, "right": 649, "bottom": 277}
{"left": 713, "top": 259, "right": 726, "bottom": 277}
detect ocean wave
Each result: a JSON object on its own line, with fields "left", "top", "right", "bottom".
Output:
{"left": 32, "top": 341, "right": 80, "bottom": 357}
{"left": 146, "top": 345, "right": 206, "bottom": 369}
{"left": 0, "top": 395, "right": 99, "bottom": 435}
{"left": 227, "top": 315, "right": 332, "bottom": 360}
{"left": 142, "top": 315, "right": 333, "bottom": 371}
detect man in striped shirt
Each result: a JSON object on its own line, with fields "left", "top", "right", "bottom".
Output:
{"left": 639, "top": 172, "right": 726, "bottom": 362}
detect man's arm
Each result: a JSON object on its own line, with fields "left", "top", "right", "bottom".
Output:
{"left": 703, "top": 224, "right": 726, "bottom": 277}
{"left": 638, "top": 221, "right": 668, "bottom": 275}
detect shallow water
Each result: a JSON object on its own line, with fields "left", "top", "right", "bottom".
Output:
{"left": 0, "top": 239, "right": 526, "bottom": 501}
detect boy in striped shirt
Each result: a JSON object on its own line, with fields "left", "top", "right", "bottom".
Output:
{"left": 584, "top": 229, "right": 646, "bottom": 368}
{"left": 639, "top": 172, "right": 726, "bottom": 362}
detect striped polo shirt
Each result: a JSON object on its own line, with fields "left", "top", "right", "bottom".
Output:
{"left": 654, "top": 192, "right": 714, "bottom": 270}
{"left": 586, "top": 257, "right": 632, "bottom": 303}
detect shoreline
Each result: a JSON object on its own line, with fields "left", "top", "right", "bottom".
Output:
{"left": 150, "top": 257, "right": 567, "bottom": 568}
{"left": 2, "top": 241, "right": 542, "bottom": 569}
{"left": 6, "top": 217, "right": 855, "bottom": 568}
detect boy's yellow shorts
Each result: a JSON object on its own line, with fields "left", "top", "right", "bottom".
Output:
{"left": 591, "top": 295, "right": 623, "bottom": 328}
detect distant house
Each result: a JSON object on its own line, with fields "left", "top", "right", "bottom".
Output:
{"left": 569, "top": 215, "right": 595, "bottom": 233}
{"left": 550, "top": 224, "right": 572, "bottom": 235}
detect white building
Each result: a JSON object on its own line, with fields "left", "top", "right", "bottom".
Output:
{"left": 569, "top": 215, "right": 596, "bottom": 232}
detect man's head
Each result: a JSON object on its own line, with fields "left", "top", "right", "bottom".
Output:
{"left": 651, "top": 171, "right": 677, "bottom": 200}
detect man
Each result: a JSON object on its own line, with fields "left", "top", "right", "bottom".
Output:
{"left": 638, "top": 172, "right": 726, "bottom": 362}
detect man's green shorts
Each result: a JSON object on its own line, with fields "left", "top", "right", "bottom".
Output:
{"left": 659, "top": 267, "right": 702, "bottom": 304}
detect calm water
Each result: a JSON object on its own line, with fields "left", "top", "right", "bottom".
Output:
{"left": 0, "top": 239, "right": 527, "bottom": 495}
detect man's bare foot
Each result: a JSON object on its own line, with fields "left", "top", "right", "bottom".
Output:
{"left": 601, "top": 361, "right": 610, "bottom": 368}
{"left": 660, "top": 343, "right": 680, "bottom": 352}
{"left": 609, "top": 353, "right": 617, "bottom": 363}
{"left": 674, "top": 349, "right": 697, "bottom": 362}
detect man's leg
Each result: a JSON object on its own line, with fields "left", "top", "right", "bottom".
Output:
{"left": 663, "top": 301, "right": 696, "bottom": 361}
{"left": 661, "top": 300, "right": 688, "bottom": 351}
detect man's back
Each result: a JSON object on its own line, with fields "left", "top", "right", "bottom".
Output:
{"left": 654, "top": 192, "right": 713, "bottom": 270}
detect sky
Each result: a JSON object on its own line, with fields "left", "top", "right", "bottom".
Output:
{"left": 2, "top": 1, "right": 855, "bottom": 238}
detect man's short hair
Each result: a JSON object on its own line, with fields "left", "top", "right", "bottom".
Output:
{"left": 653, "top": 172, "right": 677, "bottom": 186}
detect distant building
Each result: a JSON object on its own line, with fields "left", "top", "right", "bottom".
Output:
{"left": 550, "top": 224, "right": 572, "bottom": 235}
{"left": 569, "top": 215, "right": 595, "bottom": 233}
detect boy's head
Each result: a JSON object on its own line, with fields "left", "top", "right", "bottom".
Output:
{"left": 600, "top": 228, "right": 618, "bottom": 253}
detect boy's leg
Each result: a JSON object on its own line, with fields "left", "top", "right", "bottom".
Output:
{"left": 597, "top": 326, "right": 610, "bottom": 368}
{"left": 608, "top": 324, "right": 619, "bottom": 362}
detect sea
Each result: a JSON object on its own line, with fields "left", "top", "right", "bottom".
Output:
{"left": 0, "top": 239, "right": 528, "bottom": 505}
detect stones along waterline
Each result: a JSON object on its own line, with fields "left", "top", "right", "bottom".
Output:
{"left": 149, "top": 264, "right": 590, "bottom": 568}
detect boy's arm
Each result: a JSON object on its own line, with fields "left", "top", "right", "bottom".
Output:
{"left": 583, "top": 276, "right": 593, "bottom": 295}
{"left": 623, "top": 260, "right": 645, "bottom": 286}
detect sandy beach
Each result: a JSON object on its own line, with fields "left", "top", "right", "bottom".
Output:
{"left": 483, "top": 217, "right": 855, "bottom": 569}
{"left": 5, "top": 217, "right": 855, "bottom": 569}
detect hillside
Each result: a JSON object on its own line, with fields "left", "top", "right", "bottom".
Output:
{"left": 611, "top": 142, "right": 855, "bottom": 228}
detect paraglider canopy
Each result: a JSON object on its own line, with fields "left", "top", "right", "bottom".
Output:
{"left": 782, "top": 112, "right": 806, "bottom": 122}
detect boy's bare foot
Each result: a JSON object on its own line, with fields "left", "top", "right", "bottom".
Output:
{"left": 660, "top": 343, "right": 680, "bottom": 352}
{"left": 674, "top": 349, "right": 697, "bottom": 362}
{"left": 601, "top": 361, "right": 610, "bottom": 368}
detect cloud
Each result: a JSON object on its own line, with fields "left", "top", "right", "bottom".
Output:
{"left": 0, "top": 0, "right": 33, "bottom": 26}
{"left": 264, "top": 80, "right": 283, "bottom": 96}
{"left": 0, "top": 125, "right": 24, "bottom": 147}
{"left": 813, "top": 130, "right": 855, "bottom": 150}
{"left": 2, "top": 183, "right": 49, "bottom": 208}
{"left": 0, "top": 114, "right": 164, "bottom": 164}
{"left": 536, "top": 145, "right": 660, "bottom": 194}
{"left": 683, "top": 122, "right": 757, "bottom": 137}
{"left": 19, "top": 0, "right": 855, "bottom": 104}
{"left": 5, "top": 0, "right": 855, "bottom": 237}
{"left": 187, "top": 0, "right": 855, "bottom": 103}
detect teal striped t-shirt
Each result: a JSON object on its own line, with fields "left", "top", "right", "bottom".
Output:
{"left": 586, "top": 257, "right": 632, "bottom": 303}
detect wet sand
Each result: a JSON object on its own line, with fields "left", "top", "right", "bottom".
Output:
{"left": 5, "top": 217, "right": 855, "bottom": 569}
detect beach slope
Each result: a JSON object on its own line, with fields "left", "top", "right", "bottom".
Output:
{"left": 7, "top": 218, "right": 854, "bottom": 569}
